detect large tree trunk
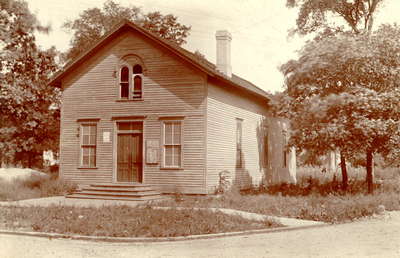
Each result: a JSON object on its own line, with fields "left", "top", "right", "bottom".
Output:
{"left": 340, "top": 152, "right": 348, "bottom": 191}
{"left": 366, "top": 150, "right": 374, "bottom": 194}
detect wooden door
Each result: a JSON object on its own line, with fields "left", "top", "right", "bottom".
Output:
{"left": 117, "top": 133, "right": 142, "bottom": 182}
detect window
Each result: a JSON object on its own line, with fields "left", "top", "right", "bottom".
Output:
{"left": 163, "top": 121, "right": 182, "bottom": 168}
{"left": 132, "top": 64, "right": 143, "bottom": 99}
{"left": 263, "top": 133, "right": 269, "bottom": 168}
{"left": 120, "top": 66, "right": 129, "bottom": 98}
{"left": 282, "top": 131, "right": 287, "bottom": 168}
{"left": 118, "top": 64, "right": 143, "bottom": 100}
{"left": 133, "top": 64, "right": 142, "bottom": 74}
{"left": 236, "top": 119, "right": 243, "bottom": 168}
{"left": 80, "top": 124, "right": 97, "bottom": 167}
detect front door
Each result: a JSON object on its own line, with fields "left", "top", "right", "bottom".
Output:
{"left": 117, "top": 133, "right": 142, "bottom": 182}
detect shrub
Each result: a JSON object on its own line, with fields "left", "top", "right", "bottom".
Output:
{"left": 20, "top": 174, "right": 44, "bottom": 189}
{"left": 0, "top": 178, "right": 40, "bottom": 201}
{"left": 39, "top": 178, "right": 77, "bottom": 196}
{"left": 0, "top": 174, "right": 77, "bottom": 201}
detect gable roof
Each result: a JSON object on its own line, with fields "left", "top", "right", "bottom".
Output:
{"left": 48, "top": 19, "right": 271, "bottom": 102}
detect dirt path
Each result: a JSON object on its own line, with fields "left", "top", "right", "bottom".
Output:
{"left": 1, "top": 211, "right": 400, "bottom": 258}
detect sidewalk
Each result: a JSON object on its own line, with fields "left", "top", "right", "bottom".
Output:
{"left": 0, "top": 196, "right": 148, "bottom": 208}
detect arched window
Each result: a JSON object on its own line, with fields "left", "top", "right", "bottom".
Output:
{"left": 133, "top": 75, "right": 142, "bottom": 98}
{"left": 120, "top": 66, "right": 129, "bottom": 98}
{"left": 133, "top": 64, "right": 142, "bottom": 74}
{"left": 132, "top": 64, "right": 143, "bottom": 99}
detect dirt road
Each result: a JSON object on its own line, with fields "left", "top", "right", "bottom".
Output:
{"left": 1, "top": 212, "right": 400, "bottom": 258}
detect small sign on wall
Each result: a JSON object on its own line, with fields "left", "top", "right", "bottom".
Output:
{"left": 103, "top": 131, "right": 111, "bottom": 143}
{"left": 146, "top": 140, "right": 159, "bottom": 164}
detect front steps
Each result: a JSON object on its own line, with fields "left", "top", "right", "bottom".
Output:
{"left": 66, "top": 183, "right": 165, "bottom": 202}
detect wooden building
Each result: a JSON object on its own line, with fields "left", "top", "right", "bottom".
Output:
{"left": 49, "top": 20, "right": 296, "bottom": 194}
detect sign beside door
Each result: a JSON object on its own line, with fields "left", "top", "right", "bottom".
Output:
{"left": 146, "top": 139, "right": 159, "bottom": 164}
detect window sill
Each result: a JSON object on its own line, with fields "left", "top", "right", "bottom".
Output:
{"left": 78, "top": 167, "right": 98, "bottom": 169}
{"left": 116, "top": 99, "right": 144, "bottom": 102}
{"left": 160, "top": 167, "right": 184, "bottom": 170}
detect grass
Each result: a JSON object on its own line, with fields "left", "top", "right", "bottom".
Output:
{"left": 0, "top": 205, "right": 282, "bottom": 237}
{"left": 159, "top": 167, "right": 400, "bottom": 224}
{"left": 0, "top": 174, "right": 77, "bottom": 201}
{"left": 1, "top": 166, "right": 399, "bottom": 226}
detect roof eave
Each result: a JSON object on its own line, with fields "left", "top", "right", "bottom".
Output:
{"left": 210, "top": 74, "right": 271, "bottom": 103}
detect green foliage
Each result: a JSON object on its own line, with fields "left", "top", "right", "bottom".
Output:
{"left": 0, "top": 0, "right": 60, "bottom": 167}
{"left": 279, "top": 24, "right": 400, "bottom": 193}
{"left": 0, "top": 175, "right": 77, "bottom": 201}
{"left": 63, "top": 0, "right": 191, "bottom": 61}
{"left": 282, "top": 25, "right": 400, "bottom": 153}
{"left": 38, "top": 177, "right": 77, "bottom": 196}
{"left": 0, "top": 206, "right": 281, "bottom": 237}
{"left": 160, "top": 191, "right": 400, "bottom": 223}
{"left": 159, "top": 167, "right": 400, "bottom": 223}
{"left": 286, "top": 0, "right": 383, "bottom": 35}
{"left": 0, "top": 178, "right": 39, "bottom": 201}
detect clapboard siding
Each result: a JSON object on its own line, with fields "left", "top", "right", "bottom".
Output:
{"left": 206, "top": 79, "right": 295, "bottom": 193}
{"left": 206, "top": 81, "right": 266, "bottom": 193}
{"left": 60, "top": 30, "right": 207, "bottom": 194}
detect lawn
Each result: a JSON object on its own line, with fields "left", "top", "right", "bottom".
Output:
{"left": 1, "top": 166, "right": 399, "bottom": 228}
{"left": 159, "top": 167, "right": 400, "bottom": 223}
{"left": 0, "top": 205, "right": 281, "bottom": 237}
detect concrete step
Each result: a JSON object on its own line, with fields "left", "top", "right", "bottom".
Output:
{"left": 89, "top": 183, "right": 152, "bottom": 188}
{"left": 81, "top": 186, "right": 154, "bottom": 192}
{"left": 75, "top": 190, "right": 161, "bottom": 197}
{"left": 66, "top": 194, "right": 165, "bottom": 201}
{"left": 67, "top": 182, "right": 164, "bottom": 201}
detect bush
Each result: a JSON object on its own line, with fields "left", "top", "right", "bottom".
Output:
{"left": 0, "top": 174, "right": 77, "bottom": 201}
{"left": 20, "top": 174, "right": 44, "bottom": 189}
{"left": 0, "top": 178, "right": 40, "bottom": 201}
{"left": 39, "top": 178, "right": 77, "bottom": 196}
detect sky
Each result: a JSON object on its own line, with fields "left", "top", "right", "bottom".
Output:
{"left": 26, "top": 0, "right": 400, "bottom": 93}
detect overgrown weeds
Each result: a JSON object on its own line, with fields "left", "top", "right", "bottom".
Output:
{"left": 0, "top": 174, "right": 77, "bottom": 201}
{"left": 0, "top": 205, "right": 281, "bottom": 237}
{"left": 160, "top": 167, "right": 400, "bottom": 223}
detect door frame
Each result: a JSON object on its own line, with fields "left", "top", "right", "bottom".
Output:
{"left": 112, "top": 119, "right": 145, "bottom": 183}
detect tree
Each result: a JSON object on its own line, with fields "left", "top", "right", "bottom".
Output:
{"left": 0, "top": 0, "right": 59, "bottom": 167}
{"left": 280, "top": 25, "right": 400, "bottom": 193}
{"left": 63, "top": 0, "right": 191, "bottom": 62}
{"left": 286, "top": 0, "right": 383, "bottom": 36}
{"left": 282, "top": 0, "right": 389, "bottom": 193}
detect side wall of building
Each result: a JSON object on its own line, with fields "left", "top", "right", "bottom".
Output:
{"left": 206, "top": 79, "right": 296, "bottom": 193}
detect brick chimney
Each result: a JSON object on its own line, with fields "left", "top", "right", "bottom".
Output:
{"left": 216, "top": 30, "right": 232, "bottom": 77}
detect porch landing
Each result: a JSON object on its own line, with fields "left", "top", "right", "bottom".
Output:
{"left": 67, "top": 183, "right": 165, "bottom": 202}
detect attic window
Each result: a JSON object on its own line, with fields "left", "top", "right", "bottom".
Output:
{"left": 118, "top": 64, "right": 143, "bottom": 100}
{"left": 120, "top": 66, "right": 129, "bottom": 98}
{"left": 133, "top": 65, "right": 143, "bottom": 99}
{"left": 133, "top": 64, "right": 142, "bottom": 73}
